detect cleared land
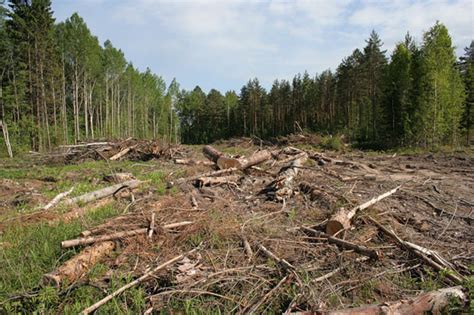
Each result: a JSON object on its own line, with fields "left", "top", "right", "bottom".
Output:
{"left": 0, "top": 138, "right": 473, "bottom": 314}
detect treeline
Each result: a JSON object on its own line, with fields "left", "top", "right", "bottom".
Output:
{"left": 176, "top": 24, "right": 473, "bottom": 148}
{"left": 0, "top": 0, "right": 179, "bottom": 152}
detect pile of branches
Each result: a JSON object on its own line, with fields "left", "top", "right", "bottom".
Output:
{"left": 35, "top": 144, "right": 472, "bottom": 313}
{"left": 37, "top": 139, "right": 188, "bottom": 164}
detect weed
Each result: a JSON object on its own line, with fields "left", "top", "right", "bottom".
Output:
{"left": 320, "top": 136, "right": 343, "bottom": 151}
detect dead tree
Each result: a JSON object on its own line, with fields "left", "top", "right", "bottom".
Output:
{"left": 0, "top": 120, "right": 13, "bottom": 158}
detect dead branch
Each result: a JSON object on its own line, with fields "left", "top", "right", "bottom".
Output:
{"left": 43, "top": 241, "right": 115, "bottom": 288}
{"left": 302, "top": 227, "right": 380, "bottom": 260}
{"left": 326, "top": 185, "right": 401, "bottom": 235}
{"left": 61, "top": 221, "right": 193, "bottom": 248}
{"left": 258, "top": 244, "right": 295, "bottom": 270}
{"left": 41, "top": 186, "right": 75, "bottom": 210}
{"left": 368, "top": 216, "right": 464, "bottom": 284}
{"left": 247, "top": 274, "right": 291, "bottom": 314}
{"left": 81, "top": 248, "right": 198, "bottom": 314}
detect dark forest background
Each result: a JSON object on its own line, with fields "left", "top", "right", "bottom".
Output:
{"left": 0, "top": 0, "right": 472, "bottom": 153}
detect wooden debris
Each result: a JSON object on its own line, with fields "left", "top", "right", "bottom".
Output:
{"left": 81, "top": 248, "right": 198, "bottom": 314}
{"left": 43, "top": 241, "right": 115, "bottom": 288}
{"left": 195, "top": 175, "right": 241, "bottom": 187}
{"left": 240, "top": 150, "right": 271, "bottom": 169}
{"left": 202, "top": 145, "right": 224, "bottom": 163}
{"left": 302, "top": 227, "right": 380, "bottom": 260}
{"left": 326, "top": 185, "right": 401, "bottom": 235}
{"left": 258, "top": 244, "right": 295, "bottom": 270}
{"left": 174, "top": 158, "right": 214, "bottom": 166}
{"left": 62, "top": 221, "right": 193, "bottom": 248}
{"left": 41, "top": 186, "right": 75, "bottom": 211}
{"left": 368, "top": 216, "right": 464, "bottom": 284}
{"left": 148, "top": 213, "right": 155, "bottom": 239}
{"left": 0, "top": 120, "right": 13, "bottom": 158}
{"left": 291, "top": 286, "right": 465, "bottom": 314}
{"left": 109, "top": 145, "right": 137, "bottom": 161}
{"left": 64, "top": 180, "right": 142, "bottom": 206}
{"left": 267, "top": 153, "right": 308, "bottom": 201}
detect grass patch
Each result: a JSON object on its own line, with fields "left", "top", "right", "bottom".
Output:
{"left": 0, "top": 203, "right": 120, "bottom": 312}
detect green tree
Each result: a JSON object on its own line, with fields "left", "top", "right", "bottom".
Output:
{"left": 459, "top": 41, "right": 474, "bottom": 144}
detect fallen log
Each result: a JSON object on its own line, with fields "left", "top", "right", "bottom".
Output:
{"left": 62, "top": 221, "right": 193, "bottom": 248}
{"left": 302, "top": 227, "right": 380, "bottom": 260}
{"left": 239, "top": 150, "right": 271, "bottom": 169}
{"left": 59, "top": 142, "right": 111, "bottom": 148}
{"left": 368, "top": 216, "right": 464, "bottom": 284}
{"left": 326, "top": 185, "right": 401, "bottom": 235}
{"left": 267, "top": 153, "right": 308, "bottom": 201}
{"left": 63, "top": 180, "right": 142, "bottom": 206}
{"left": 202, "top": 145, "right": 224, "bottom": 163}
{"left": 171, "top": 167, "right": 239, "bottom": 186}
{"left": 43, "top": 241, "right": 115, "bottom": 288}
{"left": 41, "top": 186, "right": 75, "bottom": 211}
{"left": 81, "top": 248, "right": 198, "bottom": 314}
{"left": 291, "top": 286, "right": 465, "bottom": 315}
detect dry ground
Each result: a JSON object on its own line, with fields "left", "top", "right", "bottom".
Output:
{"left": 0, "top": 140, "right": 473, "bottom": 314}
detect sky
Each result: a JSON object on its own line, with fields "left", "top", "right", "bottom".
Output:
{"left": 51, "top": 0, "right": 474, "bottom": 92}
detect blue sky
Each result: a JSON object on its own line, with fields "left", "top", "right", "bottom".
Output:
{"left": 51, "top": 0, "right": 473, "bottom": 92}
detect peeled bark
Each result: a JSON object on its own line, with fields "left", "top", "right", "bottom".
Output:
{"left": 63, "top": 180, "right": 142, "bottom": 206}
{"left": 43, "top": 241, "right": 115, "bottom": 288}
{"left": 292, "top": 286, "right": 465, "bottom": 315}
{"left": 326, "top": 185, "right": 401, "bottom": 235}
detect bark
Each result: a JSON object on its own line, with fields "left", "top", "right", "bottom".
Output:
{"left": 239, "top": 150, "right": 271, "bottom": 169}
{"left": 63, "top": 180, "right": 142, "bottom": 206}
{"left": 267, "top": 153, "right": 308, "bottom": 201}
{"left": 109, "top": 145, "right": 137, "bottom": 161}
{"left": 174, "top": 158, "right": 214, "bottom": 166}
{"left": 42, "top": 241, "right": 115, "bottom": 288}
{"left": 202, "top": 145, "right": 224, "bottom": 163}
{"left": 62, "top": 221, "right": 193, "bottom": 248}
{"left": 292, "top": 286, "right": 465, "bottom": 315}
{"left": 326, "top": 185, "right": 401, "bottom": 235}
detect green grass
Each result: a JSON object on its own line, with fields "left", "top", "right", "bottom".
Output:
{"left": 0, "top": 203, "right": 121, "bottom": 313}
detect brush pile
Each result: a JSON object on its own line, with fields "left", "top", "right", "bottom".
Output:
{"left": 41, "top": 142, "right": 473, "bottom": 313}
{"left": 34, "top": 139, "right": 189, "bottom": 164}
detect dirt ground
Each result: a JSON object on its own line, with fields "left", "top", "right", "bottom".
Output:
{"left": 0, "top": 140, "right": 473, "bottom": 313}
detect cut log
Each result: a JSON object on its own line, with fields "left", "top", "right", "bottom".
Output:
{"left": 240, "top": 150, "right": 271, "bottom": 169}
{"left": 41, "top": 186, "right": 75, "bottom": 211}
{"left": 291, "top": 286, "right": 465, "bottom": 315}
{"left": 202, "top": 145, "right": 224, "bottom": 163}
{"left": 301, "top": 227, "right": 380, "bottom": 260}
{"left": 43, "top": 241, "right": 115, "bottom": 288}
{"left": 0, "top": 120, "right": 13, "bottom": 158}
{"left": 59, "top": 142, "right": 111, "bottom": 148}
{"left": 195, "top": 174, "right": 241, "bottom": 186}
{"left": 62, "top": 221, "right": 193, "bottom": 248}
{"left": 267, "top": 153, "right": 308, "bottom": 201}
{"left": 81, "top": 248, "right": 198, "bottom": 314}
{"left": 326, "top": 185, "right": 401, "bottom": 235}
{"left": 109, "top": 145, "right": 137, "bottom": 161}
{"left": 368, "top": 216, "right": 464, "bottom": 284}
{"left": 63, "top": 180, "right": 142, "bottom": 206}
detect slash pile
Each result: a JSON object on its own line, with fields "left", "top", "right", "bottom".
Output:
{"left": 41, "top": 142, "right": 473, "bottom": 313}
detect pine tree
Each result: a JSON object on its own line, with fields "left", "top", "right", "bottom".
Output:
{"left": 459, "top": 41, "right": 474, "bottom": 144}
